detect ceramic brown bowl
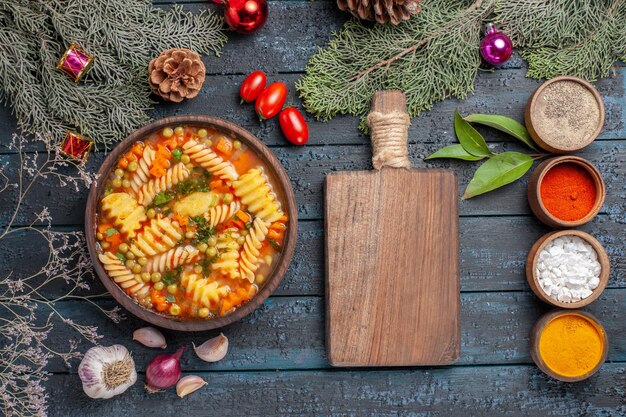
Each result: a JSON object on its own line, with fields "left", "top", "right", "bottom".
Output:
{"left": 525, "top": 75, "right": 604, "bottom": 154}
{"left": 530, "top": 309, "right": 608, "bottom": 382}
{"left": 85, "top": 116, "right": 298, "bottom": 331}
{"left": 528, "top": 155, "right": 606, "bottom": 228}
{"left": 526, "top": 230, "right": 610, "bottom": 309}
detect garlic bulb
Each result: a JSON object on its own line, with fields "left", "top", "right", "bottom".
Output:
{"left": 193, "top": 333, "right": 228, "bottom": 362}
{"left": 176, "top": 375, "right": 207, "bottom": 398}
{"left": 78, "top": 345, "right": 137, "bottom": 399}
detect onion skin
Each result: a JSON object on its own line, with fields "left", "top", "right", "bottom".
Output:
{"left": 145, "top": 347, "right": 185, "bottom": 392}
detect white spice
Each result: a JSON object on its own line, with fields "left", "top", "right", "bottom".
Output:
{"left": 536, "top": 236, "right": 601, "bottom": 303}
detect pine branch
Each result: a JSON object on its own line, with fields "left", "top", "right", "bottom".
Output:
{"left": 494, "top": 0, "right": 626, "bottom": 80}
{"left": 0, "top": 0, "right": 227, "bottom": 150}
{"left": 296, "top": 0, "right": 495, "bottom": 124}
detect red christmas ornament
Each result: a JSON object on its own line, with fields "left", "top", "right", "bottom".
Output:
{"left": 214, "top": 0, "right": 268, "bottom": 34}
{"left": 60, "top": 131, "right": 94, "bottom": 162}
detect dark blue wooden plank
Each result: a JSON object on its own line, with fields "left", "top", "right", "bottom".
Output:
{"left": 44, "top": 364, "right": 626, "bottom": 416}
{"left": 39, "top": 288, "right": 626, "bottom": 373}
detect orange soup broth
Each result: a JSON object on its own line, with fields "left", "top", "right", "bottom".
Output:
{"left": 97, "top": 125, "right": 287, "bottom": 320}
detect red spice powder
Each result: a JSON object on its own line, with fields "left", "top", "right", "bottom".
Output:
{"left": 540, "top": 162, "right": 597, "bottom": 221}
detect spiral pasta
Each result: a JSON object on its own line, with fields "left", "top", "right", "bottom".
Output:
{"left": 180, "top": 272, "right": 231, "bottom": 308}
{"left": 182, "top": 140, "right": 238, "bottom": 181}
{"left": 142, "top": 245, "right": 199, "bottom": 274}
{"left": 138, "top": 162, "right": 190, "bottom": 206}
{"left": 98, "top": 252, "right": 150, "bottom": 299}
{"left": 204, "top": 201, "right": 240, "bottom": 229}
{"left": 239, "top": 217, "right": 269, "bottom": 282}
{"left": 211, "top": 228, "right": 241, "bottom": 279}
{"left": 130, "top": 145, "right": 156, "bottom": 194}
{"left": 128, "top": 216, "right": 183, "bottom": 258}
{"left": 233, "top": 168, "right": 283, "bottom": 223}
{"left": 100, "top": 192, "right": 147, "bottom": 238}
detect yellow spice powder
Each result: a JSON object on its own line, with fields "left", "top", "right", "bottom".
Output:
{"left": 539, "top": 314, "right": 604, "bottom": 378}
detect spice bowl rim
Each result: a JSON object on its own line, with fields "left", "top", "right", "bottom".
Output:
{"left": 524, "top": 75, "right": 605, "bottom": 154}
{"left": 529, "top": 309, "right": 608, "bottom": 383}
{"left": 85, "top": 115, "right": 298, "bottom": 331}
{"left": 525, "top": 229, "right": 610, "bottom": 309}
{"left": 527, "top": 155, "right": 606, "bottom": 228}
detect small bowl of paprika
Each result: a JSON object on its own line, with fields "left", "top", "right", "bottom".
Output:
{"left": 528, "top": 155, "right": 605, "bottom": 228}
{"left": 530, "top": 310, "right": 608, "bottom": 382}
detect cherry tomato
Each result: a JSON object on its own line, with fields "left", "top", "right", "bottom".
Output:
{"left": 279, "top": 107, "right": 309, "bottom": 145}
{"left": 239, "top": 71, "right": 266, "bottom": 103}
{"left": 255, "top": 82, "right": 288, "bottom": 120}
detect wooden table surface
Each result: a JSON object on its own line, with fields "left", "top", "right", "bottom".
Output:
{"left": 1, "top": 1, "right": 625, "bottom": 415}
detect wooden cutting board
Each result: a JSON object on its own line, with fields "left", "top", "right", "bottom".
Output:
{"left": 325, "top": 90, "right": 460, "bottom": 367}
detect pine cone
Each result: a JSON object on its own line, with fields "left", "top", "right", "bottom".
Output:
{"left": 148, "top": 48, "right": 206, "bottom": 103}
{"left": 337, "top": 0, "right": 421, "bottom": 25}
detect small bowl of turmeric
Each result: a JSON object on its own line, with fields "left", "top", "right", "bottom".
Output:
{"left": 530, "top": 310, "right": 608, "bottom": 382}
{"left": 528, "top": 155, "right": 606, "bottom": 228}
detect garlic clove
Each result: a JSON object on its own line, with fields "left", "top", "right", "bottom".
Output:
{"left": 133, "top": 327, "right": 167, "bottom": 349}
{"left": 176, "top": 375, "right": 208, "bottom": 398}
{"left": 193, "top": 333, "right": 228, "bottom": 362}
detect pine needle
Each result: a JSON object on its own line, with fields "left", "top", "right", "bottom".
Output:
{"left": 297, "top": 0, "right": 626, "bottom": 126}
{"left": 0, "top": 0, "right": 227, "bottom": 150}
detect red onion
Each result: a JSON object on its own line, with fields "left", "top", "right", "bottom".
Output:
{"left": 145, "top": 347, "right": 185, "bottom": 392}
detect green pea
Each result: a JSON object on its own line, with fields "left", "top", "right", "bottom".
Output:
{"left": 162, "top": 127, "right": 174, "bottom": 138}
{"left": 193, "top": 265, "right": 203, "bottom": 274}
{"left": 223, "top": 193, "right": 234, "bottom": 204}
{"left": 122, "top": 179, "right": 131, "bottom": 188}
{"left": 154, "top": 282, "right": 164, "bottom": 291}
{"left": 206, "top": 247, "right": 217, "bottom": 257}
{"left": 118, "top": 243, "right": 129, "bottom": 253}
{"left": 197, "top": 128, "right": 208, "bottom": 138}
{"left": 237, "top": 236, "right": 246, "bottom": 246}
{"left": 114, "top": 168, "right": 124, "bottom": 177}
{"left": 141, "top": 272, "right": 151, "bottom": 282}
{"left": 132, "top": 264, "right": 142, "bottom": 274}
{"left": 125, "top": 259, "right": 135, "bottom": 268}
{"left": 126, "top": 251, "right": 136, "bottom": 260}
{"left": 96, "top": 232, "right": 104, "bottom": 240}
{"left": 111, "top": 178, "right": 122, "bottom": 188}
{"left": 198, "top": 243, "right": 208, "bottom": 252}
{"left": 127, "top": 161, "right": 138, "bottom": 172}
{"left": 207, "top": 236, "right": 217, "bottom": 247}
{"left": 101, "top": 242, "right": 110, "bottom": 249}
{"left": 147, "top": 208, "right": 156, "bottom": 219}
{"left": 181, "top": 154, "right": 190, "bottom": 164}
{"left": 233, "top": 140, "right": 242, "bottom": 150}
{"left": 185, "top": 231, "right": 195, "bottom": 239}
{"left": 151, "top": 272, "right": 162, "bottom": 283}
{"left": 137, "top": 257, "right": 148, "bottom": 266}
{"left": 167, "top": 284, "right": 177, "bottom": 294}
{"left": 174, "top": 126, "right": 184, "bottom": 136}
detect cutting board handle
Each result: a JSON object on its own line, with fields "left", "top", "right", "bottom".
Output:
{"left": 367, "top": 90, "right": 411, "bottom": 169}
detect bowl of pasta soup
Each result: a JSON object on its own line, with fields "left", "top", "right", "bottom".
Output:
{"left": 85, "top": 116, "right": 297, "bottom": 331}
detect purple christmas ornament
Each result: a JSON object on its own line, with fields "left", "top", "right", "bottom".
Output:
{"left": 479, "top": 23, "right": 512, "bottom": 65}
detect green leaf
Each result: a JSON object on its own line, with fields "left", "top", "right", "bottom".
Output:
{"left": 462, "top": 152, "right": 534, "bottom": 199}
{"left": 104, "top": 227, "right": 118, "bottom": 237}
{"left": 454, "top": 111, "right": 492, "bottom": 157}
{"left": 464, "top": 114, "right": 539, "bottom": 151}
{"left": 425, "top": 144, "right": 485, "bottom": 161}
{"left": 165, "top": 295, "right": 176, "bottom": 303}
{"left": 153, "top": 191, "right": 173, "bottom": 206}
{"left": 115, "top": 252, "right": 126, "bottom": 263}
{"left": 267, "top": 237, "right": 281, "bottom": 252}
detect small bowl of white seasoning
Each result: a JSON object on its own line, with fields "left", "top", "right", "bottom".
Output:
{"left": 526, "top": 230, "right": 610, "bottom": 308}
